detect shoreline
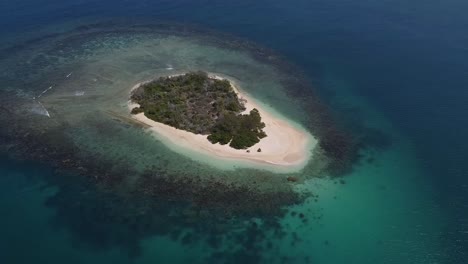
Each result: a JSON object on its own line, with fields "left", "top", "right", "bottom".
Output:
{"left": 127, "top": 73, "right": 317, "bottom": 171}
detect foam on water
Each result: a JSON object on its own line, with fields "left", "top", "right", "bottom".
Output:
{"left": 30, "top": 100, "right": 50, "bottom": 117}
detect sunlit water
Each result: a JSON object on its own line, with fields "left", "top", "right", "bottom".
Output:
{"left": 1, "top": 1, "right": 467, "bottom": 263}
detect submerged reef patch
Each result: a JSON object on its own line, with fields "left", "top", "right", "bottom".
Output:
{"left": 0, "top": 21, "right": 390, "bottom": 260}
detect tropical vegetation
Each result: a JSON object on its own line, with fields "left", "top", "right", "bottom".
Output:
{"left": 131, "top": 71, "right": 266, "bottom": 149}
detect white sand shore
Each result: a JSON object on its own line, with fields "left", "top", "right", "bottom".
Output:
{"left": 127, "top": 73, "right": 317, "bottom": 170}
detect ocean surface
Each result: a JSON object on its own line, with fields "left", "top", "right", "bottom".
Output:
{"left": 1, "top": 0, "right": 468, "bottom": 263}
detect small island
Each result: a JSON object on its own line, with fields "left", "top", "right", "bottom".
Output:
{"left": 128, "top": 72, "right": 315, "bottom": 170}
{"left": 130, "top": 71, "right": 267, "bottom": 149}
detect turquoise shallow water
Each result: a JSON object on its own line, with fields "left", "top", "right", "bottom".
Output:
{"left": 0, "top": 70, "right": 443, "bottom": 263}
{"left": 1, "top": 0, "right": 468, "bottom": 263}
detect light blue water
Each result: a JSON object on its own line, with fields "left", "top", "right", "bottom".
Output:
{"left": 1, "top": 0, "right": 467, "bottom": 263}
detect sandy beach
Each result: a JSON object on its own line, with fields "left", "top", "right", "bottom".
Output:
{"left": 127, "top": 73, "right": 317, "bottom": 170}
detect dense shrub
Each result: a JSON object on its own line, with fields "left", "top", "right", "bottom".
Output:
{"left": 131, "top": 71, "right": 267, "bottom": 149}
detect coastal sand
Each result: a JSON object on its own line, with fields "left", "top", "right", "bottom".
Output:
{"left": 127, "top": 73, "right": 317, "bottom": 169}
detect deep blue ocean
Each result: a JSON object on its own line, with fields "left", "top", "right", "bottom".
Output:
{"left": 1, "top": 0, "right": 468, "bottom": 263}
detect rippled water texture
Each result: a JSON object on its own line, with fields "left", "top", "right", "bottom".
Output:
{"left": 0, "top": 22, "right": 449, "bottom": 263}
